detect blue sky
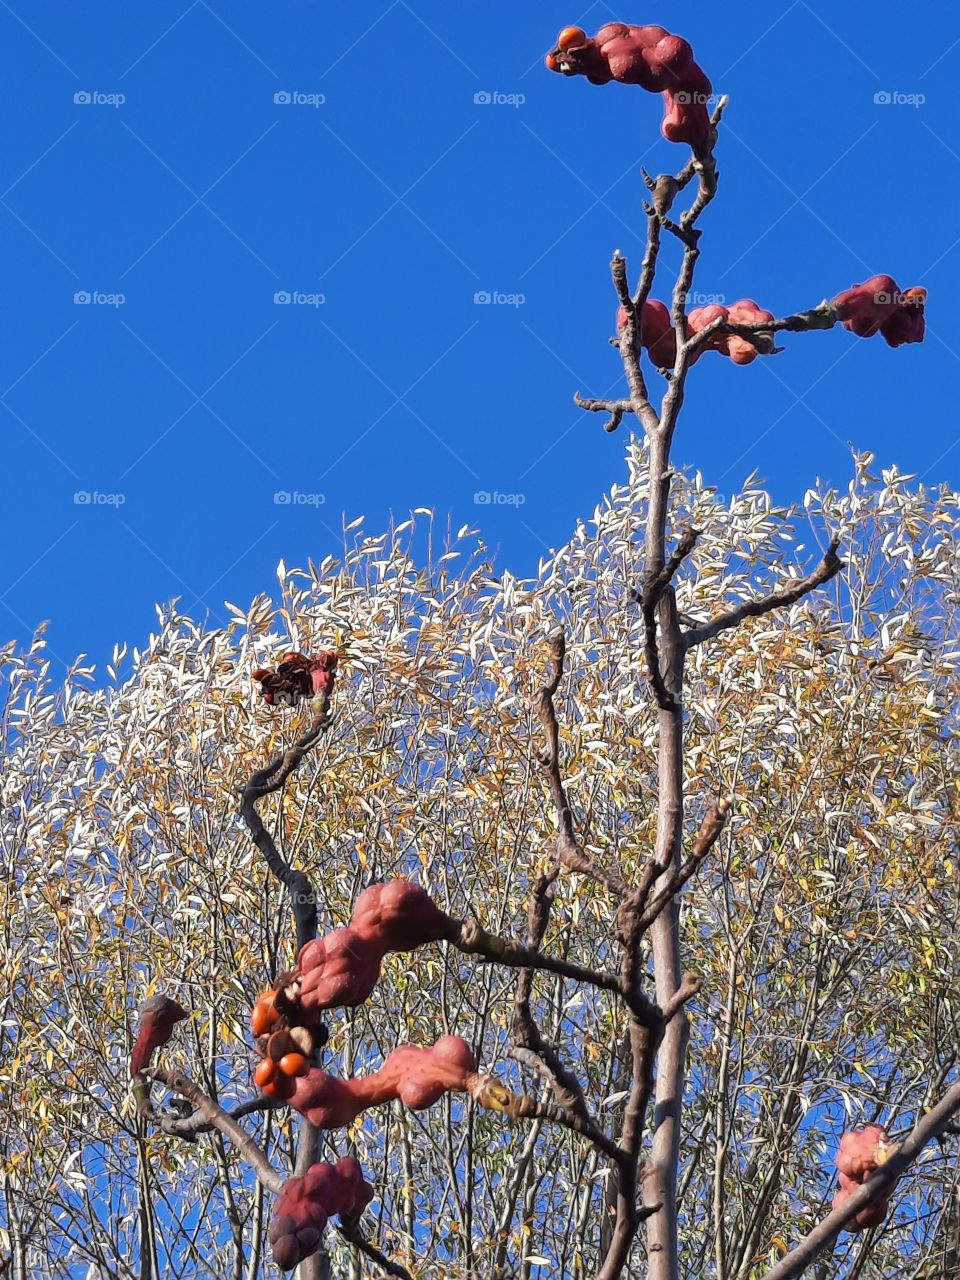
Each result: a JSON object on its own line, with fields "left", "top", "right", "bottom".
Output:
{"left": 2, "top": 1, "right": 958, "bottom": 672}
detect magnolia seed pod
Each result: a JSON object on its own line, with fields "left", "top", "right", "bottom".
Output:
{"left": 250, "top": 990, "right": 281, "bottom": 1037}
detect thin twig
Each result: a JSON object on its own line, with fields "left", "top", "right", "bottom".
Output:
{"left": 533, "top": 628, "right": 625, "bottom": 893}
{"left": 683, "top": 301, "right": 840, "bottom": 364}
{"left": 145, "top": 1091, "right": 285, "bottom": 1141}
{"left": 683, "top": 540, "right": 844, "bottom": 648}
{"left": 338, "top": 1224, "right": 415, "bottom": 1280}
{"left": 574, "top": 392, "right": 634, "bottom": 433}
{"left": 474, "top": 1072, "right": 624, "bottom": 1165}
{"left": 510, "top": 869, "right": 590, "bottom": 1120}
{"left": 455, "top": 918, "right": 624, "bottom": 1002}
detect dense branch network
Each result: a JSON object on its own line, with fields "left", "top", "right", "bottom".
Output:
{"left": 122, "top": 15, "right": 944, "bottom": 1280}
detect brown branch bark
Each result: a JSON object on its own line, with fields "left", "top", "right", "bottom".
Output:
{"left": 138, "top": 1089, "right": 285, "bottom": 1141}
{"left": 533, "top": 627, "right": 625, "bottom": 893}
{"left": 637, "top": 528, "right": 700, "bottom": 712}
{"left": 239, "top": 692, "right": 334, "bottom": 950}
{"left": 683, "top": 540, "right": 844, "bottom": 648}
{"left": 471, "top": 1074, "right": 623, "bottom": 1165}
{"left": 637, "top": 800, "right": 730, "bottom": 931}
{"left": 610, "top": 255, "right": 660, "bottom": 435}
{"left": 510, "top": 868, "right": 590, "bottom": 1120}
{"left": 574, "top": 392, "right": 634, "bottom": 433}
{"left": 146, "top": 1067, "right": 282, "bottom": 1195}
{"left": 454, "top": 917, "right": 624, "bottom": 1000}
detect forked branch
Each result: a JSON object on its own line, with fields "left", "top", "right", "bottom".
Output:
{"left": 239, "top": 689, "right": 334, "bottom": 949}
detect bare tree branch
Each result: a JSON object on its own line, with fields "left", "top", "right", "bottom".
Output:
{"left": 510, "top": 868, "right": 590, "bottom": 1120}
{"left": 610, "top": 255, "right": 660, "bottom": 435}
{"left": 239, "top": 693, "right": 334, "bottom": 950}
{"left": 454, "top": 918, "right": 623, "bottom": 1003}
{"left": 574, "top": 392, "right": 633, "bottom": 433}
{"left": 636, "top": 528, "right": 700, "bottom": 711}
{"left": 638, "top": 799, "right": 730, "bottom": 931}
{"left": 146, "top": 1068, "right": 282, "bottom": 1195}
{"left": 684, "top": 539, "right": 844, "bottom": 648}
{"left": 473, "top": 1073, "right": 624, "bottom": 1165}
{"left": 338, "top": 1223, "right": 415, "bottom": 1280}
{"left": 683, "top": 301, "right": 841, "bottom": 363}
{"left": 533, "top": 628, "right": 624, "bottom": 893}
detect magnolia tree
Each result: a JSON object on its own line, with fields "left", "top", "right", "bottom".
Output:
{"left": 2, "top": 17, "right": 959, "bottom": 1280}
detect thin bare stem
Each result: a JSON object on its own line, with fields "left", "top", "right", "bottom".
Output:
{"left": 338, "top": 1224, "right": 415, "bottom": 1280}
{"left": 533, "top": 629, "right": 624, "bottom": 892}
{"left": 684, "top": 540, "right": 844, "bottom": 648}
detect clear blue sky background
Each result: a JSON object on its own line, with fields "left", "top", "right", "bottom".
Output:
{"left": 2, "top": 1, "right": 958, "bottom": 672}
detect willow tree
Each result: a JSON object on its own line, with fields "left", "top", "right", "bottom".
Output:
{"left": 2, "top": 16, "right": 957, "bottom": 1280}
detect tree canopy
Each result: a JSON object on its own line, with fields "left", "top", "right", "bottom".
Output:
{"left": 3, "top": 448, "right": 958, "bottom": 1277}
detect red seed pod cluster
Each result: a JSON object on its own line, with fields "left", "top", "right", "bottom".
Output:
{"left": 252, "top": 1026, "right": 315, "bottom": 1100}
{"left": 546, "top": 23, "right": 713, "bottom": 152}
{"left": 249, "top": 987, "right": 327, "bottom": 1098}
{"left": 622, "top": 297, "right": 775, "bottom": 369}
{"left": 833, "top": 275, "right": 925, "bottom": 347}
{"left": 252, "top": 650, "right": 338, "bottom": 706}
{"left": 636, "top": 299, "right": 678, "bottom": 368}
{"left": 292, "top": 880, "right": 458, "bottom": 1015}
{"left": 833, "top": 1125, "right": 893, "bottom": 1231}
{"left": 621, "top": 277, "right": 925, "bottom": 372}
{"left": 291, "top": 1035, "right": 478, "bottom": 1129}
{"left": 269, "top": 1156, "right": 373, "bottom": 1272}
{"left": 689, "top": 298, "right": 776, "bottom": 365}
{"left": 247, "top": 886, "right": 472, "bottom": 1253}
